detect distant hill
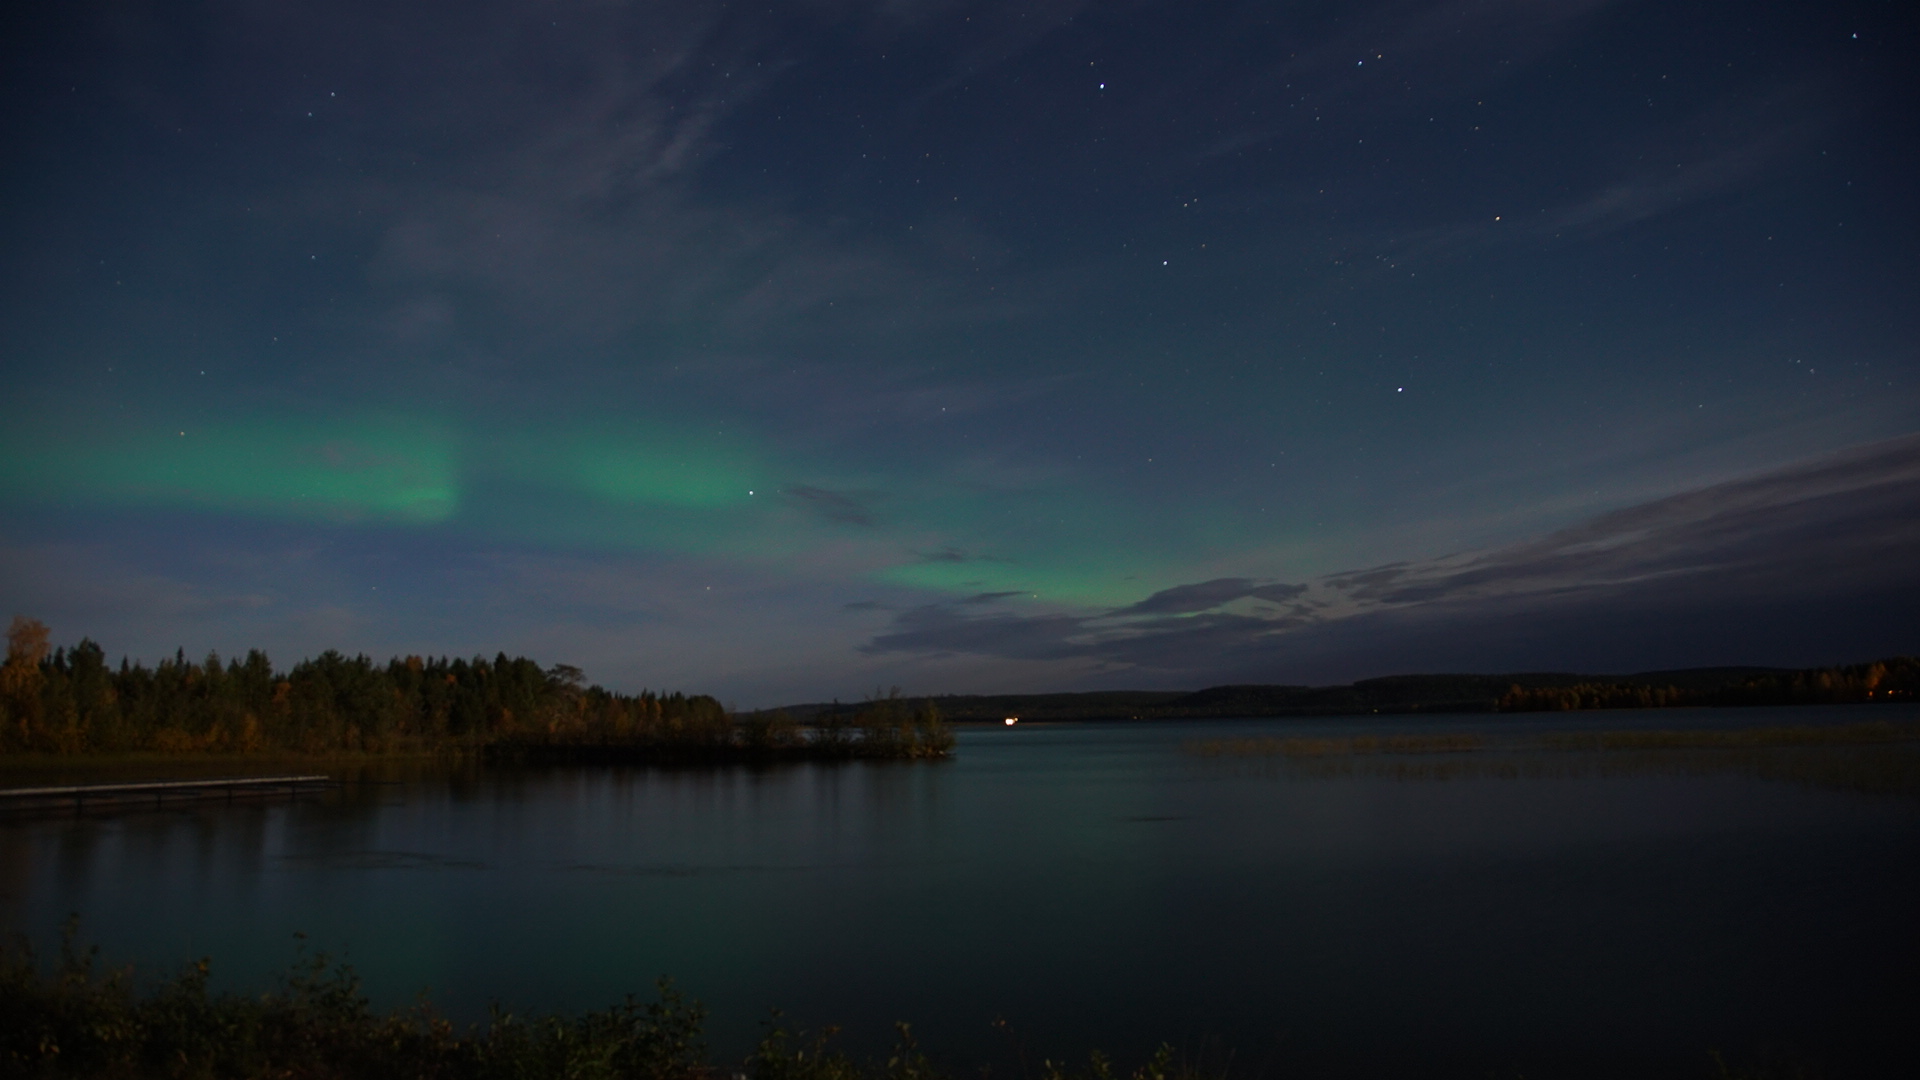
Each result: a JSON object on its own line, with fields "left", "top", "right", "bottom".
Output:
{"left": 756, "top": 659, "right": 1917, "bottom": 722}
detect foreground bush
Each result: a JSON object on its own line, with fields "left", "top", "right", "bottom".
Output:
{"left": 1, "top": 928, "right": 713, "bottom": 1079}
{"left": 0, "top": 928, "right": 1159, "bottom": 1080}
{"left": 4, "top": 927, "right": 1815, "bottom": 1079}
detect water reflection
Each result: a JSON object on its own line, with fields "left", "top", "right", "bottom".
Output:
{"left": 1, "top": 707, "right": 1916, "bottom": 1079}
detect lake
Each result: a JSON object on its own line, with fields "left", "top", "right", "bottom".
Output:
{"left": 4, "top": 705, "right": 1917, "bottom": 1078}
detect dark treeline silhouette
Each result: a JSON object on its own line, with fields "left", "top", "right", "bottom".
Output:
{"left": 0, "top": 619, "right": 950, "bottom": 761}
{"left": 758, "top": 659, "right": 1920, "bottom": 723}
{"left": 1496, "top": 656, "right": 1920, "bottom": 712}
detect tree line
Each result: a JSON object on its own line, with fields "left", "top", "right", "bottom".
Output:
{"left": 0, "top": 618, "right": 950, "bottom": 761}
{"left": 1496, "top": 657, "right": 1920, "bottom": 712}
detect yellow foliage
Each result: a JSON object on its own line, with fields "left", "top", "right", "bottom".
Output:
{"left": 151, "top": 728, "right": 217, "bottom": 753}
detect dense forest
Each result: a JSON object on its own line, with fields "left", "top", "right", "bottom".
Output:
{"left": 0, "top": 619, "right": 950, "bottom": 760}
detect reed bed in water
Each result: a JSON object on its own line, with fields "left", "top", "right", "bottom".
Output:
{"left": 1538, "top": 719, "right": 1920, "bottom": 751}
{"left": 1183, "top": 719, "right": 1920, "bottom": 798}
{"left": 1187, "top": 719, "right": 1920, "bottom": 760}
{"left": 1187, "top": 734, "right": 1486, "bottom": 757}
{"left": 1188, "top": 735, "right": 1920, "bottom": 799}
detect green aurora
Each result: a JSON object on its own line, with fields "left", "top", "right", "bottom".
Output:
{"left": 1, "top": 0, "right": 1914, "bottom": 699}
{"left": 0, "top": 404, "right": 1234, "bottom": 610}
{"left": 1, "top": 413, "right": 459, "bottom": 525}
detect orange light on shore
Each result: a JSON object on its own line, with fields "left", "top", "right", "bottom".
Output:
{"left": 1004, "top": 717, "right": 1019, "bottom": 725}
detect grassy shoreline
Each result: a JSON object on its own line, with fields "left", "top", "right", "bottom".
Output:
{"left": 0, "top": 928, "right": 1839, "bottom": 1080}
{"left": 2, "top": 928, "right": 1187, "bottom": 1080}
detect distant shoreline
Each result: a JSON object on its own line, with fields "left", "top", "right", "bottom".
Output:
{"left": 760, "top": 657, "right": 1919, "bottom": 724}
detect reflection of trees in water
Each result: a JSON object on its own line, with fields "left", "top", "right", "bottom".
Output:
{"left": 0, "top": 760, "right": 481, "bottom": 914}
{"left": 0, "top": 827, "right": 35, "bottom": 922}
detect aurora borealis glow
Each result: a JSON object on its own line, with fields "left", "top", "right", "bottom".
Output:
{"left": 3, "top": 2, "right": 1916, "bottom": 703}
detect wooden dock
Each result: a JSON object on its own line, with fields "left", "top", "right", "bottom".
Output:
{"left": 0, "top": 775, "right": 333, "bottom": 813}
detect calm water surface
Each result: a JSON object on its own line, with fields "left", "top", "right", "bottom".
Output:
{"left": 4, "top": 707, "right": 1917, "bottom": 1078}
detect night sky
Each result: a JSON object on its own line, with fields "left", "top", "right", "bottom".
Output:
{"left": 3, "top": 1, "right": 1916, "bottom": 705}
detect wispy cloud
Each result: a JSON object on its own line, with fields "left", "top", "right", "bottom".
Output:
{"left": 861, "top": 434, "right": 1920, "bottom": 682}
{"left": 284, "top": 4, "right": 1016, "bottom": 367}
{"left": 1353, "top": 86, "right": 1826, "bottom": 269}
{"left": 1119, "top": 578, "right": 1307, "bottom": 615}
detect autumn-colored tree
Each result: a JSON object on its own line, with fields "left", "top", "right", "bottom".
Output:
{"left": 6, "top": 616, "right": 50, "bottom": 667}
{"left": 2, "top": 617, "right": 52, "bottom": 750}
{"left": 0, "top": 627, "right": 953, "bottom": 761}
